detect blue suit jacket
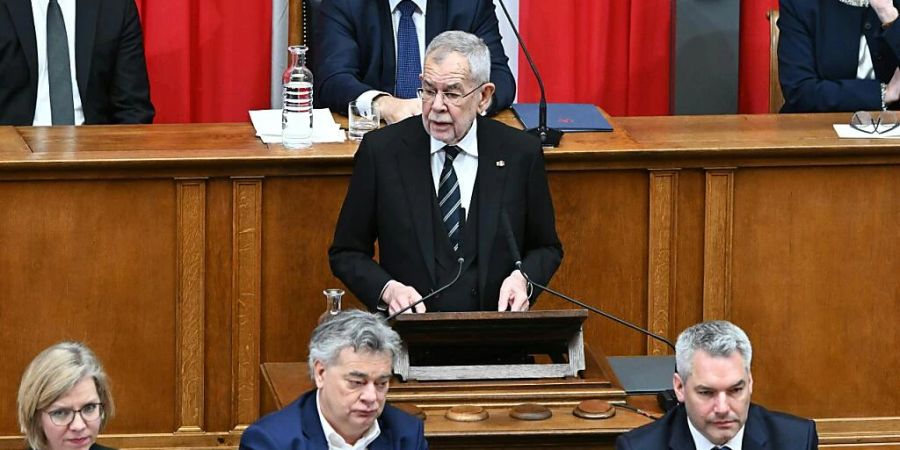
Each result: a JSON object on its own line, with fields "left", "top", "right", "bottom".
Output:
{"left": 239, "top": 390, "right": 428, "bottom": 450}
{"left": 778, "top": 0, "right": 900, "bottom": 112}
{"left": 312, "top": 0, "right": 515, "bottom": 115}
{"left": 616, "top": 403, "right": 818, "bottom": 450}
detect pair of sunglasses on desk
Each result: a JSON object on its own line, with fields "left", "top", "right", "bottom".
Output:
{"left": 850, "top": 111, "right": 899, "bottom": 134}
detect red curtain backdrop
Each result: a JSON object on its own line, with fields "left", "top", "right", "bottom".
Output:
{"left": 517, "top": 1, "right": 673, "bottom": 116}
{"left": 136, "top": 0, "right": 272, "bottom": 123}
{"left": 738, "top": 0, "right": 779, "bottom": 114}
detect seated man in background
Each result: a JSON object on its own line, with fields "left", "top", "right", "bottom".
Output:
{"left": 616, "top": 320, "right": 818, "bottom": 450}
{"left": 240, "top": 310, "right": 427, "bottom": 450}
{"left": 0, "top": 0, "right": 155, "bottom": 125}
{"left": 313, "top": 0, "right": 515, "bottom": 123}
{"left": 779, "top": 0, "right": 900, "bottom": 112}
{"left": 329, "top": 31, "right": 562, "bottom": 315}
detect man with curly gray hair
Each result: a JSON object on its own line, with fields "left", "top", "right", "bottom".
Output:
{"left": 240, "top": 310, "right": 427, "bottom": 450}
{"left": 617, "top": 320, "right": 818, "bottom": 450}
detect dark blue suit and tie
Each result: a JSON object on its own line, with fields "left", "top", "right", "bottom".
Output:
{"left": 615, "top": 403, "right": 818, "bottom": 450}
{"left": 239, "top": 390, "right": 428, "bottom": 450}
{"left": 778, "top": 0, "right": 900, "bottom": 112}
{"left": 312, "top": 0, "right": 516, "bottom": 115}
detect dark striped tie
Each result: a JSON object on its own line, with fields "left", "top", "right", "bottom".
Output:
{"left": 438, "top": 145, "right": 463, "bottom": 253}
{"left": 47, "top": 0, "right": 75, "bottom": 125}
{"left": 394, "top": 0, "right": 421, "bottom": 98}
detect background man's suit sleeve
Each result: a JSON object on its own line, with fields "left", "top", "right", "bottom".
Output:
{"left": 313, "top": 0, "right": 375, "bottom": 113}
{"left": 471, "top": 0, "right": 516, "bottom": 114}
{"left": 108, "top": 0, "right": 155, "bottom": 124}
{"left": 778, "top": 0, "right": 900, "bottom": 112}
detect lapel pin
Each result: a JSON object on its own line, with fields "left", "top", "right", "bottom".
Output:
{"left": 496, "top": 160, "right": 505, "bottom": 167}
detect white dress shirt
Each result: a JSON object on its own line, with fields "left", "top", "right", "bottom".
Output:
{"left": 430, "top": 118, "right": 478, "bottom": 220}
{"left": 356, "top": 0, "right": 427, "bottom": 109}
{"left": 686, "top": 415, "right": 745, "bottom": 450}
{"left": 30, "top": 0, "right": 85, "bottom": 126}
{"left": 857, "top": 35, "right": 876, "bottom": 80}
{"left": 316, "top": 390, "right": 381, "bottom": 450}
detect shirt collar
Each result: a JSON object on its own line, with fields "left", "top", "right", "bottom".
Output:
{"left": 390, "top": 0, "right": 427, "bottom": 14}
{"left": 429, "top": 117, "right": 479, "bottom": 158}
{"left": 686, "top": 414, "right": 745, "bottom": 450}
{"left": 316, "top": 390, "right": 381, "bottom": 450}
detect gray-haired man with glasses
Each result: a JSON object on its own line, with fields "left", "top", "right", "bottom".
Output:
{"left": 330, "top": 30, "right": 562, "bottom": 315}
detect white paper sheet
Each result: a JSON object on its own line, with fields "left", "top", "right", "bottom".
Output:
{"left": 833, "top": 123, "right": 900, "bottom": 139}
{"left": 249, "top": 108, "right": 346, "bottom": 144}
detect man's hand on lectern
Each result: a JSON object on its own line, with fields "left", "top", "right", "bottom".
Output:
{"left": 382, "top": 280, "right": 426, "bottom": 314}
{"left": 497, "top": 270, "right": 529, "bottom": 312}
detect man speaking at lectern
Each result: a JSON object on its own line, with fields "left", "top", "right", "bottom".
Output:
{"left": 329, "top": 31, "right": 562, "bottom": 315}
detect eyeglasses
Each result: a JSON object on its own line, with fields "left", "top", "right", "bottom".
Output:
{"left": 44, "top": 403, "right": 103, "bottom": 426}
{"left": 850, "top": 111, "right": 899, "bottom": 134}
{"left": 416, "top": 83, "right": 486, "bottom": 106}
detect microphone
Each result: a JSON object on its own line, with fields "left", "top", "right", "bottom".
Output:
{"left": 500, "top": 211, "right": 678, "bottom": 412}
{"left": 386, "top": 258, "right": 465, "bottom": 320}
{"left": 495, "top": 0, "right": 564, "bottom": 147}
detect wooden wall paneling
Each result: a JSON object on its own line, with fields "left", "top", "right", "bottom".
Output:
{"left": 702, "top": 169, "right": 735, "bottom": 321}
{"left": 543, "top": 170, "right": 649, "bottom": 357}
{"left": 231, "top": 178, "right": 263, "bottom": 430}
{"left": 175, "top": 179, "right": 207, "bottom": 433}
{"left": 729, "top": 166, "right": 900, "bottom": 419}
{"left": 647, "top": 170, "right": 679, "bottom": 354}
{"left": 0, "top": 179, "right": 178, "bottom": 434}
{"left": 672, "top": 170, "right": 705, "bottom": 337}
{"left": 204, "top": 179, "right": 235, "bottom": 432}
{"left": 260, "top": 176, "right": 354, "bottom": 375}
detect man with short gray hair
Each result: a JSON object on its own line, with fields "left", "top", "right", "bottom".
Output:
{"left": 617, "top": 320, "right": 818, "bottom": 450}
{"left": 330, "top": 30, "right": 562, "bottom": 315}
{"left": 240, "top": 310, "right": 427, "bottom": 450}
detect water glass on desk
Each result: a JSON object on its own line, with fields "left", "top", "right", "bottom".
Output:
{"left": 348, "top": 101, "right": 380, "bottom": 140}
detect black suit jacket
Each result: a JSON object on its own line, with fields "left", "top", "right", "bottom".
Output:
{"left": 616, "top": 403, "right": 818, "bottom": 450}
{"left": 239, "top": 390, "right": 428, "bottom": 450}
{"left": 329, "top": 115, "right": 562, "bottom": 311}
{"left": 0, "top": 0, "right": 154, "bottom": 125}
{"left": 779, "top": 0, "right": 900, "bottom": 112}
{"left": 312, "top": 0, "right": 515, "bottom": 115}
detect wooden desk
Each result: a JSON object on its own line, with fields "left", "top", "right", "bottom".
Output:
{"left": 0, "top": 113, "right": 898, "bottom": 448}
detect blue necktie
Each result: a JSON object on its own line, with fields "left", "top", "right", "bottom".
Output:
{"left": 395, "top": 0, "right": 421, "bottom": 98}
{"left": 438, "top": 146, "right": 463, "bottom": 253}
{"left": 47, "top": 0, "right": 74, "bottom": 125}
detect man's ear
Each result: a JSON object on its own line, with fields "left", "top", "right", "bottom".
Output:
{"left": 673, "top": 372, "right": 686, "bottom": 402}
{"left": 478, "top": 82, "right": 496, "bottom": 113}
{"left": 314, "top": 360, "right": 327, "bottom": 389}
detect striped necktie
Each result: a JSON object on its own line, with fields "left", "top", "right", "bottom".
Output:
{"left": 394, "top": 0, "right": 421, "bottom": 98}
{"left": 47, "top": 0, "right": 75, "bottom": 125}
{"left": 438, "top": 145, "right": 463, "bottom": 253}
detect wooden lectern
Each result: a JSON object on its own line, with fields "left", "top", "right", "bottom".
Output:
{"left": 391, "top": 310, "right": 587, "bottom": 381}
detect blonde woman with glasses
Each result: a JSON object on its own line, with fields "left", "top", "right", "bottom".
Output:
{"left": 17, "top": 342, "right": 115, "bottom": 450}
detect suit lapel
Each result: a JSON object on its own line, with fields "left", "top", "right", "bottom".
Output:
{"left": 369, "top": 424, "right": 392, "bottom": 450}
{"left": 742, "top": 405, "right": 769, "bottom": 450}
{"left": 424, "top": 0, "right": 446, "bottom": 43}
{"left": 300, "top": 392, "right": 329, "bottom": 447}
{"left": 668, "top": 406, "right": 698, "bottom": 450}
{"left": 75, "top": 0, "right": 99, "bottom": 98}
{"left": 6, "top": 0, "right": 38, "bottom": 87}
{"left": 819, "top": 0, "right": 865, "bottom": 79}
{"left": 377, "top": 0, "right": 396, "bottom": 93}
{"left": 475, "top": 117, "right": 509, "bottom": 300}
{"left": 397, "top": 123, "right": 437, "bottom": 286}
